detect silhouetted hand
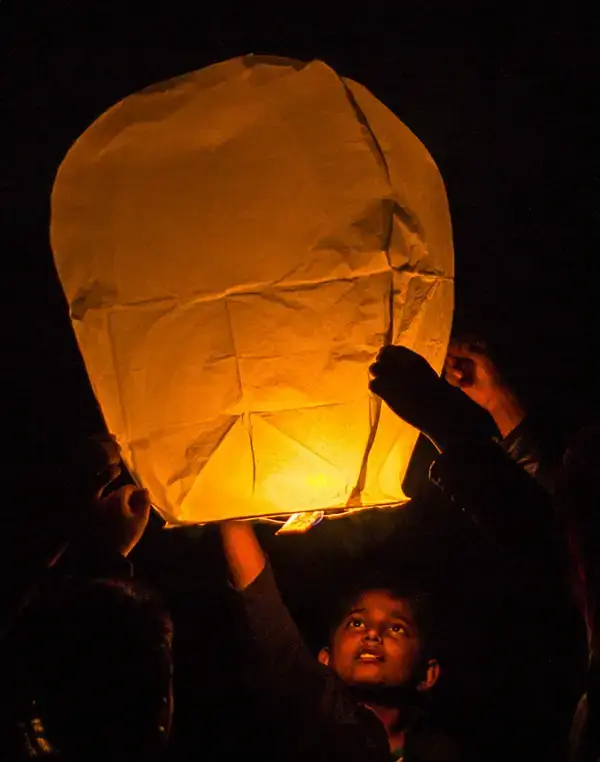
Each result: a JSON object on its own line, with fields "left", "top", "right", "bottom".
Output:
{"left": 369, "top": 345, "right": 459, "bottom": 450}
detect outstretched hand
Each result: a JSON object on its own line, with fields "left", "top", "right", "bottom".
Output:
{"left": 369, "top": 345, "right": 459, "bottom": 451}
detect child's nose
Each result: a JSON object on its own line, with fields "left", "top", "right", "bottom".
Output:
{"left": 364, "top": 628, "right": 382, "bottom": 643}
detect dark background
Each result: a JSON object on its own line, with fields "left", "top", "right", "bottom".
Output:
{"left": 2, "top": 2, "right": 598, "bottom": 758}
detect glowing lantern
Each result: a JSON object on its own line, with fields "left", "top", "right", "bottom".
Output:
{"left": 51, "top": 55, "right": 453, "bottom": 526}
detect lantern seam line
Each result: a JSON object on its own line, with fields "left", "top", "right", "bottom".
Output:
{"left": 104, "top": 309, "right": 131, "bottom": 448}
{"left": 139, "top": 399, "right": 378, "bottom": 429}
{"left": 67, "top": 270, "right": 450, "bottom": 317}
{"left": 223, "top": 294, "right": 258, "bottom": 494}
{"left": 336, "top": 77, "right": 397, "bottom": 507}
{"left": 253, "top": 414, "right": 346, "bottom": 476}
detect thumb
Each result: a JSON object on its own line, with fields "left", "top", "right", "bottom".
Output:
{"left": 369, "top": 376, "right": 387, "bottom": 398}
{"left": 369, "top": 376, "right": 399, "bottom": 405}
{"left": 96, "top": 484, "right": 134, "bottom": 515}
{"left": 444, "top": 356, "right": 472, "bottom": 388}
{"left": 128, "top": 487, "right": 151, "bottom": 518}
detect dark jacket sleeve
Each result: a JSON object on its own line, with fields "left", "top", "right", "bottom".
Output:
{"left": 498, "top": 417, "right": 563, "bottom": 494}
{"left": 429, "top": 437, "right": 569, "bottom": 597}
{"left": 238, "top": 564, "right": 390, "bottom": 762}
{"left": 429, "top": 436, "right": 587, "bottom": 759}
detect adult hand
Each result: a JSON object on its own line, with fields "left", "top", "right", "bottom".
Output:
{"left": 444, "top": 341, "right": 525, "bottom": 437}
{"left": 369, "top": 345, "right": 459, "bottom": 451}
{"left": 444, "top": 341, "right": 503, "bottom": 411}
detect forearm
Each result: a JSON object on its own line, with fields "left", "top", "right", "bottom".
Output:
{"left": 486, "top": 386, "right": 526, "bottom": 438}
{"left": 220, "top": 522, "right": 314, "bottom": 682}
{"left": 220, "top": 521, "right": 267, "bottom": 590}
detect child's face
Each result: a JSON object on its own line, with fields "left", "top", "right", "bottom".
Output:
{"left": 319, "top": 589, "right": 428, "bottom": 689}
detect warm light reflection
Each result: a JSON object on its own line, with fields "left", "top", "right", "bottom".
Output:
{"left": 261, "top": 466, "right": 347, "bottom": 514}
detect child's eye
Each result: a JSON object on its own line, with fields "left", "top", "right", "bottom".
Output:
{"left": 347, "top": 617, "right": 365, "bottom": 629}
{"left": 389, "top": 623, "right": 407, "bottom": 635}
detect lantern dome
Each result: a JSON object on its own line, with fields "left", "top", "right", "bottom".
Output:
{"left": 51, "top": 55, "right": 453, "bottom": 525}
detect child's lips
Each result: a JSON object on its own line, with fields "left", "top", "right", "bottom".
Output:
{"left": 356, "top": 650, "right": 384, "bottom": 662}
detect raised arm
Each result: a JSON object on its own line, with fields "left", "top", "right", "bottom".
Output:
{"left": 220, "top": 521, "right": 389, "bottom": 761}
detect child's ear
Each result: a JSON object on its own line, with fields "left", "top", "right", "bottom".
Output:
{"left": 317, "top": 647, "right": 330, "bottom": 666}
{"left": 416, "top": 659, "right": 440, "bottom": 692}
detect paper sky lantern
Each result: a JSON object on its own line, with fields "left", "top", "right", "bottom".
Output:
{"left": 51, "top": 55, "right": 454, "bottom": 527}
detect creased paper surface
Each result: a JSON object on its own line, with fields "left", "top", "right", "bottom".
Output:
{"left": 51, "top": 55, "right": 454, "bottom": 524}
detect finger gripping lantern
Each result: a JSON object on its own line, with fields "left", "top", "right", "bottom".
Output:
{"left": 51, "top": 55, "right": 454, "bottom": 527}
